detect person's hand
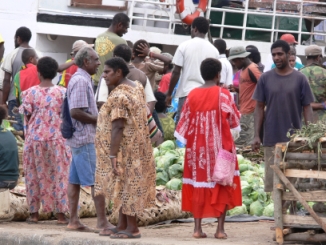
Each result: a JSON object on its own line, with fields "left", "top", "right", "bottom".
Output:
{"left": 111, "top": 158, "right": 120, "bottom": 176}
{"left": 165, "top": 95, "right": 172, "bottom": 107}
{"left": 135, "top": 43, "right": 150, "bottom": 57}
{"left": 228, "top": 84, "right": 236, "bottom": 92}
{"left": 251, "top": 136, "right": 261, "bottom": 152}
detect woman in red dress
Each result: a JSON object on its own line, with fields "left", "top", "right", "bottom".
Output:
{"left": 175, "top": 58, "right": 242, "bottom": 239}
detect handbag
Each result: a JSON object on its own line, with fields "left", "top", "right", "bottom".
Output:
{"left": 211, "top": 88, "right": 236, "bottom": 186}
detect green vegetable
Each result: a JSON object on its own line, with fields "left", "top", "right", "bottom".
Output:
{"left": 250, "top": 201, "right": 264, "bottom": 216}
{"left": 1, "top": 120, "right": 14, "bottom": 131}
{"left": 166, "top": 178, "right": 182, "bottom": 190}
{"left": 262, "top": 203, "right": 274, "bottom": 217}
{"left": 176, "top": 148, "right": 185, "bottom": 156}
{"left": 153, "top": 148, "right": 160, "bottom": 158}
{"left": 242, "top": 185, "right": 253, "bottom": 196}
{"left": 168, "top": 164, "right": 183, "bottom": 179}
{"left": 229, "top": 204, "right": 248, "bottom": 216}
{"left": 239, "top": 164, "right": 254, "bottom": 173}
{"left": 160, "top": 140, "right": 176, "bottom": 154}
{"left": 237, "top": 154, "right": 245, "bottom": 165}
{"left": 156, "top": 170, "right": 169, "bottom": 186}
{"left": 242, "top": 196, "right": 253, "bottom": 211}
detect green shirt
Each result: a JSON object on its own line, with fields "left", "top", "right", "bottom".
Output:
{"left": 94, "top": 31, "right": 127, "bottom": 85}
{"left": 0, "top": 126, "right": 19, "bottom": 181}
{"left": 301, "top": 64, "right": 326, "bottom": 121}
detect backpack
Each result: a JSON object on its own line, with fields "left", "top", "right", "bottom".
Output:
{"left": 60, "top": 93, "right": 75, "bottom": 139}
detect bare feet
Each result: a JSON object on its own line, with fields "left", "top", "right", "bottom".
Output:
{"left": 193, "top": 231, "right": 207, "bottom": 239}
{"left": 214, "top": 232, "right": 227, "bottom": 239}
{"left": 56, "top": 213, "right": 69, "bottom": 225}
{"left": 66, "top": 221, "right": 94, "bottom": 233}
{"left": 26, "top": 212, "right": 39, "bottom": 224}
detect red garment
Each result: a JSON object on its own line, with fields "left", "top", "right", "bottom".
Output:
{"left": 175, "top": 86, "right": 242, "bottom": 218}
{"left": 20, "top": 64, "right": 40, "bottom": 92}
{"left": 58, "top": 59, "right": 78, "bottom": 88}
{"left": 158, "top": 72, "right": 172, "bottom": 93}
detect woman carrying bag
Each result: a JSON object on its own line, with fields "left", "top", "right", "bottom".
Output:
{"left": 174, "top": 58, "right": 242, "bottom": 239}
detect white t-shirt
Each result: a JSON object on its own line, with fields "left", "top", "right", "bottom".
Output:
{"left": 263, "top": 53, "right": 302, "bottom": 72}
{"left": 173, "top": 37, "right": 220, "bottom": 98}
{"left": 219, "top": 54, "right": 233, "bottom": 86}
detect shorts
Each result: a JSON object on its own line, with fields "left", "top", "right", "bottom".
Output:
{"left": 8, "top": 100, "right": 23, "bottom": 131}
{"left": 235, "top": 112, "right": 254, "bottom": 147}
{"left": 69, "top": 143, "right": 96, "bottom": 186}
{"left": 0, "top": 180, "right": 18, "bottom": 190}
{"left": 264, "top": 146, "right": 275, "bottom": 192}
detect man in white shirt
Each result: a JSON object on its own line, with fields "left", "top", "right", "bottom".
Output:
{"left": 264, "top": 34, "right": 302, "bottom": 72}
{"left": 166, "top": 17, "right": 220, "bottom": 123}
{"left": 214, "top": 38, "right": 233, "bottom": 87}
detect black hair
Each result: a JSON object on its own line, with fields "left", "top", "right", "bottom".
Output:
{"left": 37, "top": 57, "right": 58, "bottom": 80}
{"left": 271, "top": 40, "right": 290, "bottom": 53}
{"left": 105, "top": 57, "right": 129, "bottom": 77}
{"left": 289, "top": 46, "right": 296, "bottom": 56}
{"left": 15, "top": 27, "right": 32, "bottom": 43}
{"left": 200, "top": 58, "right": 222, "bottom": 81}
{"left": 112, "top": 13, "right": 130, "bottom": 26}
{"left": 133, "top": 39, "right": 149, "bottom": 57}
{"left": 22, "top": 48, "right": 36, "bottom": 65}
{"left": 0, "top": 105, "right": 8, "bottom": 125}
{"left": 246, "top": 45, "right": 261, "bottom": 64}
{"left": 214, "top": 39, "right": 227, "bottom": 54}
{"left": 154, "top": 91, "right": 166, "bottom": 113}
{"left": 191, "top": 17, "right": 209, "bottom": 34}
{"left": 307, "top": 55, "right": 320, "bottom": 60}
{"left": 113, "top": 44, "right": 132, "bottom": 63}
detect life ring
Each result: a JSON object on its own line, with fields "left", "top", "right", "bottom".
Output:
{"left": 176, "top": 0, "right": 208, "bottom": 25}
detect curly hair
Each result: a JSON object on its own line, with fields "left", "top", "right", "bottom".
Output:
{"left": 112, "top": 13, "right": 130, "bottom": 26}
{"left": 154, "top": 91, "right": 167, "bottom": 113}
{"left": 113, "top": 44, "right": 132, "bottom": 63}
{"left": 105, "top": 57, "right": 130, "bottom": 77}
{"left": 192, "top": 17, "right": 209, "bottom": 34}
{"left": 0, "top": 105, "right": 8, "bottom": 125}
{"left": 37, "top": 57, "right": 58, "bottom": 80}
{"left": 15, "top": 27, "right": 32, "bottom": 42}
{"left": 200, "top": 58, "right": 222, "bottom": 81}
{"left": 271, "top": 40, "right": 290, "bottom": 53}
{"left": 133, "top": 39, "right": 149, "bottom": 57}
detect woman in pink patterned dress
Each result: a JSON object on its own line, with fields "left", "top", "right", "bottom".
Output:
{"left": 19, "top": 57, "right": 71, "bottom": 224}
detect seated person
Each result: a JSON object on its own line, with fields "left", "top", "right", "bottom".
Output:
{"left": 0, "top": 105, "right": 19, "bottom": 190}
{"left": 154, "top": 91, "right": 175, "bottom": 141}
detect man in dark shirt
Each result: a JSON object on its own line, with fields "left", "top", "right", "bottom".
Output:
{"left": 0, "top": 105, "right": 19, "bottom": 189}
{"left": 252, "top": 40, "right": 314, "bottom": 192}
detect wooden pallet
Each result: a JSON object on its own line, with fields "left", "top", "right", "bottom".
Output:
{"left": 273, "top": 141, "right": 326, "bottom": 244}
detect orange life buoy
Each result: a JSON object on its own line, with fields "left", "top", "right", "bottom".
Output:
{"left": 176, "top": 0, "right": 208, "bottom": 25}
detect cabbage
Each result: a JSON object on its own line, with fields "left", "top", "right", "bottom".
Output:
{"left": 166, "top": 178, "right": 182, "bottom": 190}
{"left": 153, "top": 148, "right": 160, "bottom": 158}
{"left": 156, "top": 153, "right": 178, "bottom": 170}
{"left": 156, "top": 157, "right": 165, "bottom": 169}
{"left": 250, "top": 188, "right": 267, "bottom": 203}
{"left": 250, "top": 200, "right": 264, "bottom": 216}
{"left": 242, "top": 185, "right": 253, "bottom": 196}
{"left": 242, "top": 196, "right": 253, "bottom": 211}
{"left": 160, "top": 140, "right": 176, "bottom": 154}
{"left": 263, "top": 203, "right": 274, "bottom": 217}
{"left": 229, "top": 204, "right": 248, "bottom": 216}
{"left": 168, "top": 164, "right": 183, "bottom": 179}
{"left": 176, "top": 148, "right": 185, "bottom": 157}
{"left": 239, "top": 164, "right": 254, "bottom": 173}
{"left": 156, "top": 170, "right": 169, "bottom": 186}
{"left": 237, "top": 154, "right": 245, "bottom": 165}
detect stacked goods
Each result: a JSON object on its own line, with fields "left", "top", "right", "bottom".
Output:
{"left": 228, "top": 155, "right": 274, "bottom": 217}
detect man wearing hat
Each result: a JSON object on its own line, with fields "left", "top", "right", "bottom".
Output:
{"left": 264, "top": 34, "right": 302, "bottom": 72}
{"left": 58, "top": 40, "right": 93, "bottom": 88}
{"left": 228, "top": 46, "right": 261, "bottom": 147}
{"left": 301, "top": 45, "right": 326, "bottom": 121}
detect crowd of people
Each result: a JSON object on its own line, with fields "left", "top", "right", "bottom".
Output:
{"left": 0, "top": 11, "right": 325, "bottom": 240}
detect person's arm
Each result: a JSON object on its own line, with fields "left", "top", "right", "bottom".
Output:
{"left": 252, "top": 101, "right": 265, "bottom": 152}
{"left": 303, "top": 104, "right": 314, "bottom": 125}
{"left": 110, "top": 118, "right": 125, "bottom": 176}
{"left": 70, "top": 108, "right": 97, "bottom": 124}
{"left": 57, "top": 60, "right": 75, "bottom": 73}
{"left": 166, "top": 65, "right": 181, "bottom": 106}
{"left": 0, "top": 42, "right": 4, "bottom": 62}
{"left": 2, "top": 71, "right": 11, "bottom": 105}
{"left": 136, "top": 43, "right": 172, "bottom": 64}
{"left": 311, "top": 102, "right": 324, "bottom": 111}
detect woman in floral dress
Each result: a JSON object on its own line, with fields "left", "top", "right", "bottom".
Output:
{"left": 19, "top": 57, "right": 71, "bottom": 224}
{"left": 94, "top": 57, "right": 155, "bottom": 239}
{"left": 175, "top": 58, "right": 242, "bottom": 239}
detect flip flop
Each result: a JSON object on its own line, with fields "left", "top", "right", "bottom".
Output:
{"left": 65, "top": 226, "right": 94, "bottom": 233}
{"left": 26, "top": 218, "right": 38, "bottom": 224}
{"left": 193, "top": 232, "right": 207, "bottom": 239}
{"left": 110, "top": 231, "right": 141, "bottom": 239}
{"left": 99, "top": 227, "right": 119, "bottom": 236}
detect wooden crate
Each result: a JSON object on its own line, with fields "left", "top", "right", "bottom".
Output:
{"left": 273, "top": 141, "right": 326, "bottom": 244}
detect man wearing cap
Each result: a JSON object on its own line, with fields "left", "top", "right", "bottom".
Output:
{"left": 58, "top": 40, "right": 93, "bottom": 88}
{"left": 264, "top": 34, "right": 302, "bottom": 72}
{"left": 228, "top": 46, "right": 261, "bottom": 147}
{"left": 94, "top": 13, "right": 130, "bottom": 91}
{"left": 301, "top": 45, "right": 326, "bottom": 121}
{"left": 252, "top": 40, "right": 314, "bottom": 193}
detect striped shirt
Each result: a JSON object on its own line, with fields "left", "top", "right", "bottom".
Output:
{"left": 66, "top": 68, "right": 98, "bottom": 148}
